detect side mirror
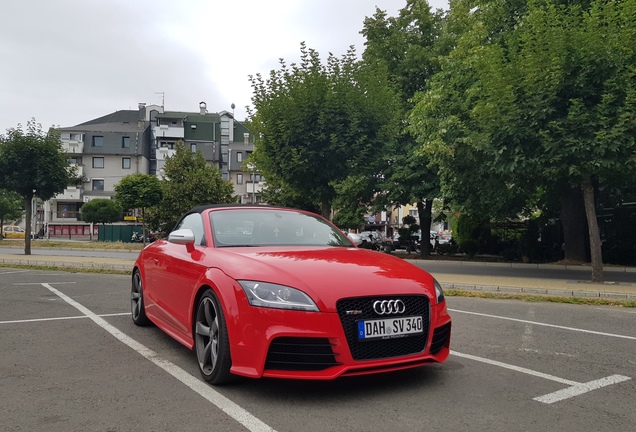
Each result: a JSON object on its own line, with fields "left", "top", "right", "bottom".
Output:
{"left": 347, "top": 233, "right": 362, "bottom": 245}
{"left": 168, "top": 229, "right": 196, "bottom": 251}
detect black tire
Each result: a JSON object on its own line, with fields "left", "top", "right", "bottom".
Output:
{"left": 131, "top": 270, "right": 151, "bottom": 326}
{"left": 194, "top": 289, "right": 233, "bottom": 385}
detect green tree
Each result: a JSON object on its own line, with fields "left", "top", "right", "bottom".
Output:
{"left": 0, "top": 189, "right": 24, "bottom": 239}
{"left": 361, "top": 1, "right": 447, "bottom": 257}
{"left": 409, "top": 0, "right": 535, "bottom": 223}
{"left": 115, "top": 173, "right": 163, "bottom": 242}
{"left": 0, "top": 119, "right": 74, "bottom": 254}
{"left": 148, "top": 142, "right": 236, "bottom": 233}
{"left": 412, "top": 0, "right": 636, "bottom": 281}
{"left": 80, "top": 199, "right": 122, "bottom": 226}
{"left": 248, "top": 42, "right": 401, "bottom": 219}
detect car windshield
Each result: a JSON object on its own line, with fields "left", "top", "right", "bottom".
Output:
{"left": 210, "top": 208, "right": 352, "bottom": 247}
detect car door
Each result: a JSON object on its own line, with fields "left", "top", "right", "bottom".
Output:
{"left": 15, "top": 226, "right": 25, "bottom": 238}
{"left": 5, "top": 226, "right": 16, "bottom": 238}
{"left": 152, "top": 213, "right": 208, "bottom": 340}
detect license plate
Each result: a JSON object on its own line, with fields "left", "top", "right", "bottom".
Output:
{"left": 357, "top": 316, "right": 424, "bottom": 340}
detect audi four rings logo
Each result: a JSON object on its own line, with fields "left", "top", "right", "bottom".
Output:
{"left": 373, "top": 299, "right": 405, "bottom": 315}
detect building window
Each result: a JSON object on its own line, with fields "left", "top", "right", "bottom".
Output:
{"left": 237, "top": 174, "right": 243, "bottom": 184}
{"left": 236, "top": 152, "right": 243, "bottom": 163}
{"left": 250, "top": 173, "right": 262, "bottom": 182}
{"left": 409, "top": 209, "right": 418, "bottom": 217}
{"left": 92, "top": 157, "right": 104, "bottom": 168}
{"left": 92, "top": 136, "right": 104, "bottom": 147}
{"left": 92, "top": 179, "right": 104, "bottom": 191}
{"left": 122, "top": 157, "right": 131, "bottom": 169}
{"left": 244, "top": 133, "right": 250, "bottom": 144}
{"left": 122, "top": 137, "right": 130, "bottom": 148}
{"left": 191, "top": 143, "right": 197, "bottom": 153}
{"left": 69, "top": 157, "right": 80, "bottom": 165}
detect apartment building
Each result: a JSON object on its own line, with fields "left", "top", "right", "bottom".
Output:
{"left": 45, "top": 102, "right": 261, "bottom": 228}
{"left": 154, "top": 102, "right": 263, "bottom": 203}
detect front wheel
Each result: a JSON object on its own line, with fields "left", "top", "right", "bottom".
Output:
{"left": 131, "top": 270, "right": 151, "bottom": 326}
{"left": 194, "top": 289, "right": 233, "bottom": 385}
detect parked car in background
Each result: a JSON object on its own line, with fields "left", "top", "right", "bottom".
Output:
{"left": 393, "top": 230, "right": 439, "bottom": 252}
{"left": 1, "top": 225, "right": 25, "bottom": 239}
{"left": 438, "top": 233, "right": 454, "bottom": 245}
{"left": 358, "top": 231, "right": 389, "bottom": 251}
{"left": 132, "top": 205, "right": 451, "bottom": 384}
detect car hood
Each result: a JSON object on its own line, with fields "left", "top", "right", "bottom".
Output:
{"left": 212, "top": 246, "right": 436, "bottom": 309}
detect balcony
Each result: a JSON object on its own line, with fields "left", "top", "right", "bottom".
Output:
{"left": 157, "top": 147, "right": 177, "bottom": 160}
{"left": 71, "top": 164, "right": 84, "bottom": 178}
{"left": 153, "top": 124, "right": 184, "bottom": 139}
{"left": 61, "top": 139, "right": 84, "bottom": 154}
{"left": 54, "top": 186, "right": 81, "bottom": 201}
{"left": 247, "top": 182, "right": 265, "bottom": 194}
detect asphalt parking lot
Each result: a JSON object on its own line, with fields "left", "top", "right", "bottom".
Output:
{"left": 1, "top": 268, "right": 634, "bottom": 432}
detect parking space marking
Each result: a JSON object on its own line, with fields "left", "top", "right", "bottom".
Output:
{"left": 448, "top": 308, "right": 636, "bottom": 340}
{"left": 533, "top": 375, "right": 632, "bottom": 404}
{"left": 41, "top": 283, "right": 276, "bottom": 432}
{"left": 0, "top": 270, "right": 29, "bottom": 275}
{"left": 0, "top": 312, "right": 128, "bottom": 325}
{"left": 452, "top": 350, "right": 631, "bottom": 404}
{"left": 451, "top": 350, "right": 577, "bottom": 385}
{"left": 13, "top": 282, "right": 76, "bottom": 285}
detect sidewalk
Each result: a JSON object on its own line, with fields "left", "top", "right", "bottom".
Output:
{"left": 433, "top": 271, "right": 636, "bottom": 300}
{"left": 1, "top": 250, "right": 634, "bottom": 300}
{"left": 0, "top": 252, "right": 133, "bottom": 271}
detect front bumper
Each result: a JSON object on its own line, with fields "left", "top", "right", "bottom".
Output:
{"left": 226, "top": 295, "right": 451, "bottom": 380}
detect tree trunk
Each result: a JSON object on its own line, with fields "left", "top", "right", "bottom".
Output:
{"left": 321, "top": 199, "right": 331, "bottom": 221}
{"left": 581, "top": 175, "right": 604, "bottom": 283}
{"left": 141, "top": 207, "right": 146, "bottom": 246}
{"left": 417, "top": 199, "right": 433, "bottom": 258}
{"left": 24, "top": 195, "right": 33, "bottom": 255}
{"left": 559, "top": 186, "right": 587, "bottom": 262}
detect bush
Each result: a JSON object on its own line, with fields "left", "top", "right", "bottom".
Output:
{"left": 459, "top": 239, "right": 479, "bottom": 257}
{"left": 437, "top": 243, "right": 459, "bottom": 256}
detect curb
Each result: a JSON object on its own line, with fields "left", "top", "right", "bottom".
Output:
{"left": 442, "top": 282, "right": 636, "bottom": 300}
{"left": 0, "top": 258, "right": 132, "bottom": 271}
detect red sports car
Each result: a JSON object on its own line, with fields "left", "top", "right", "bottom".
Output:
{"left": 131, "top": 205, "right": 451, "bottom": 384}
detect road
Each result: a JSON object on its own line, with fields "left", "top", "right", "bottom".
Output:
{"left": 1, "top": 245, "right": 633, "bottom": 285}
{"left": 411, "top": 260, "right": 636, "bottom": 285}
{"left": 1, "top": 269, "right": 634, "bottom": 432}
{"left": 0, "top": 246, "right": 140, "bottom": 260}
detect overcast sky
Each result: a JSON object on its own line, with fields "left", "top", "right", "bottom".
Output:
{"left": 0, "top": 0, "right": 448, "bottom": 133}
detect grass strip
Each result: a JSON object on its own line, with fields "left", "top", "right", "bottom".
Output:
{"left": 446, "top": 289, "right": 636, "bottom": 308}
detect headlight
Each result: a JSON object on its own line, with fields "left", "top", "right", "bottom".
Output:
{"left": 238, "top": 281, "right": 319, "bottom": 311}
{"left": 434, "top": 278, "right": 445, "bottom": 304}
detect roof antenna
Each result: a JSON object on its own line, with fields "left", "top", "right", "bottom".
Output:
{"left": 155, "top": 92, "right": 165, "bottom": 108}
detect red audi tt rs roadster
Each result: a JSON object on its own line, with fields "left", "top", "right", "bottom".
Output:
{"left": 131, "top": 205, "right": 451, "bottom": 384}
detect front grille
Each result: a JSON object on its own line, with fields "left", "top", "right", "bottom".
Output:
{"left": 264, "top": 337, "right": 341, "bottom": 371}
{"left": 336, "top": 295, "right": 430, "bottom": 361}
{"left": 429, "top": 322, "right": 451, "bottom": 354}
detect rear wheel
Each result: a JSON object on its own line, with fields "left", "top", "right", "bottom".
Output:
{"left": 131, "top": 270, "right": 151, "bottom": 326}
{"left": 194, "top": 289, "right": 233, "bottom": 384}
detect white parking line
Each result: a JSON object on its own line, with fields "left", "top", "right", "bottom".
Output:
{"left": 448, "top": 308, "right": 636, "bottom": 340}
{"left": 533, "top": 375, "right": 632, "bottom": 404}
{"left": 0, "top": 270, "right": 30, "bottom": 275}
{"left": 13, "top": 282, "right": 76, "bottom": 285}
{"left": 41, "top": 283, "right": 276, "bottom": 432}
{"left": 451, "top": 351, "right": 631, "bottom": 404}
{"left": 451, "top": 350, "right": 577, "bottom": 385}
{"left": 0, "top": 312, "right": 129, "bottom": 325}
